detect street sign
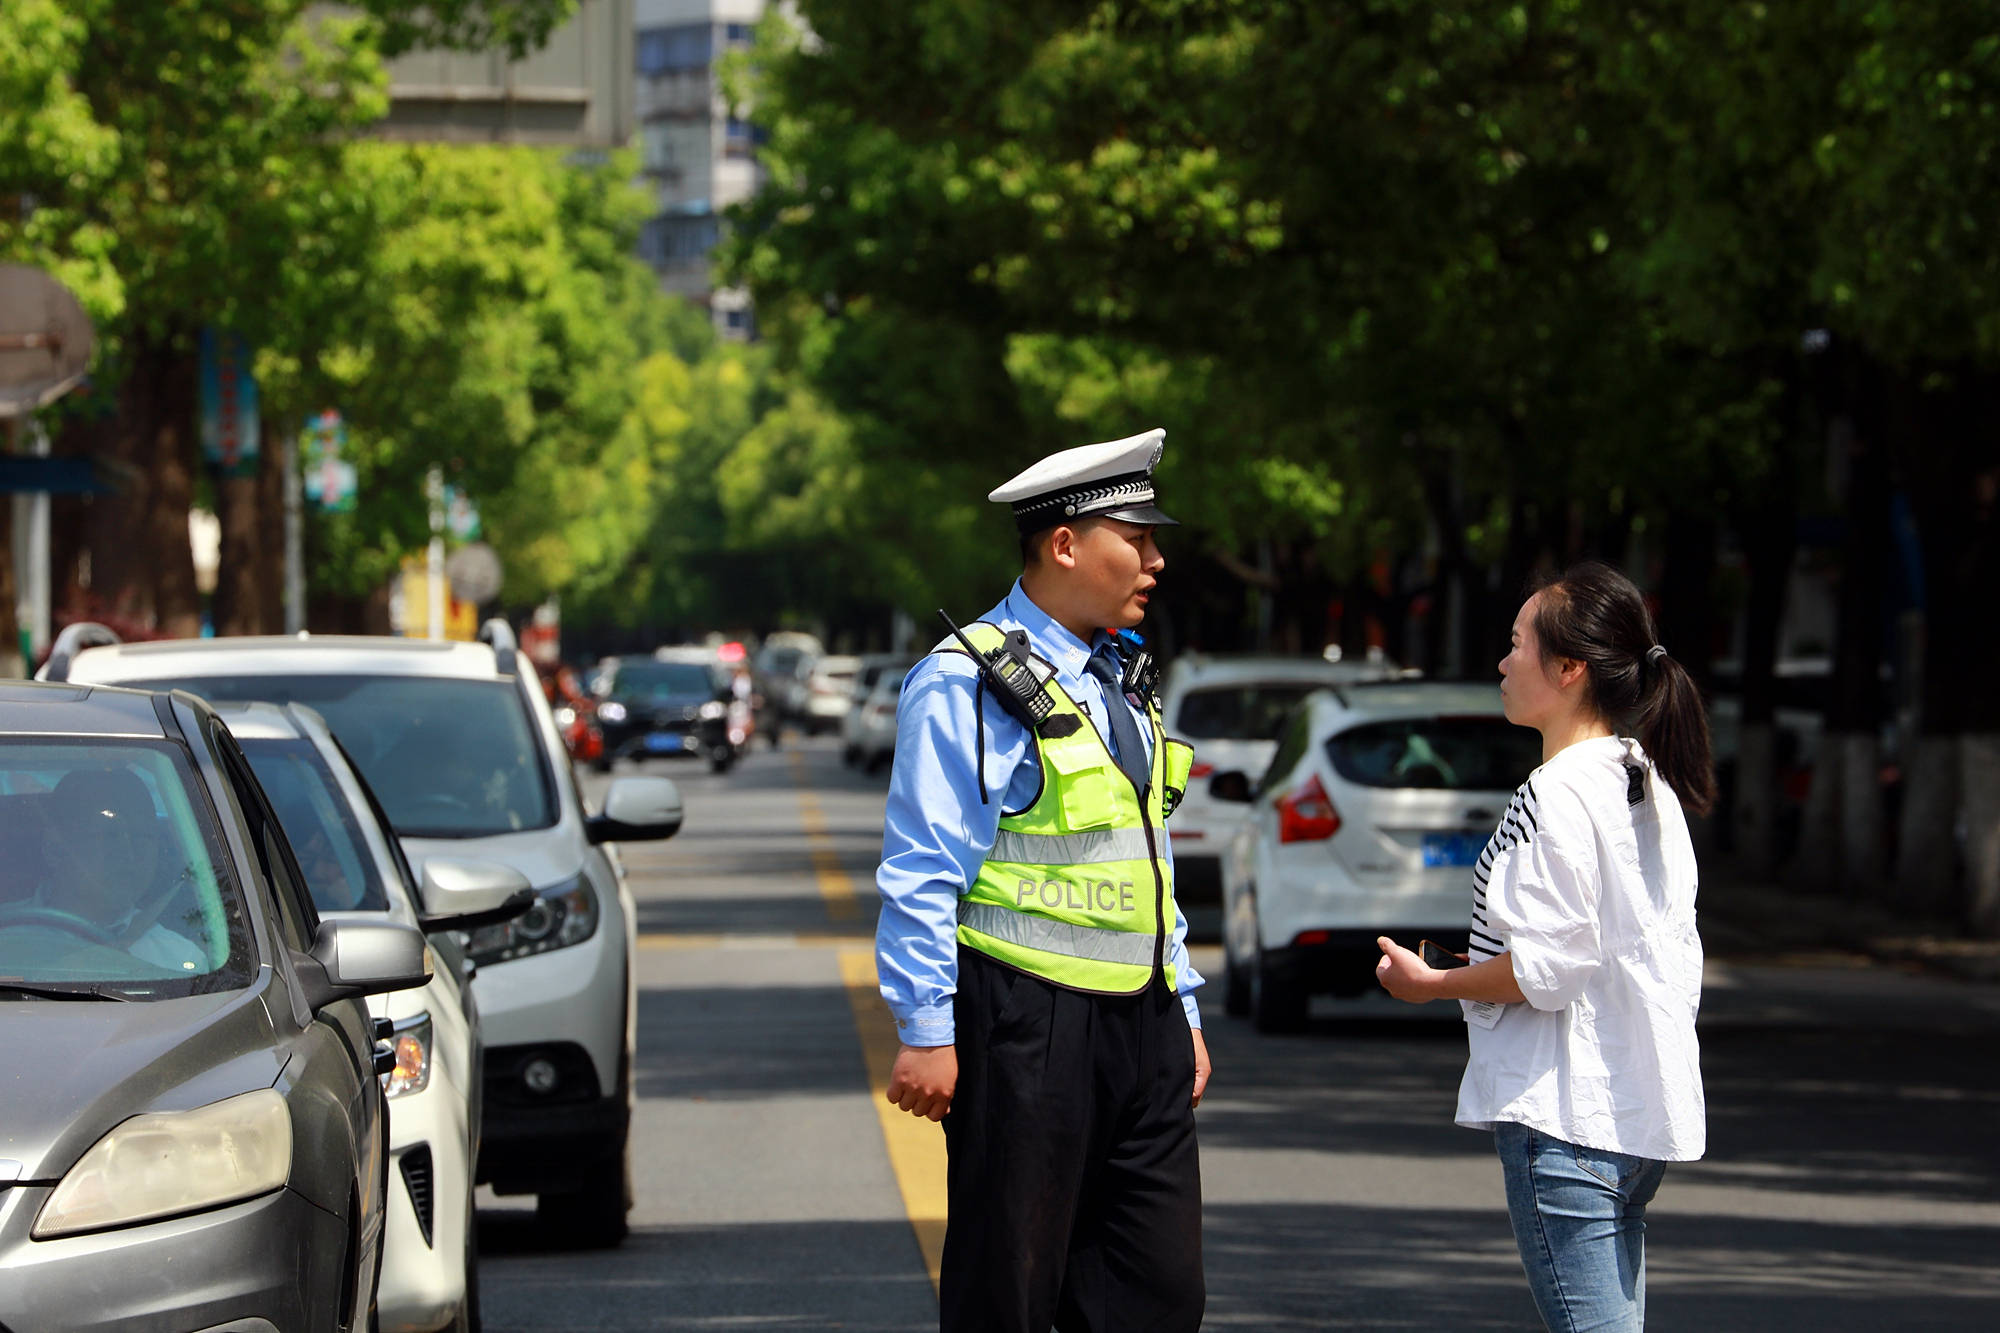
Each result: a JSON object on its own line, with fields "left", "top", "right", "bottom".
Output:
{"left": 301, "top": 409, "right": 358, "bottom": 512}
{"left": 443, "top": 484, "right": 482, "bottom": 540}
{"left": 444, "top": 541, "right": 504, "bottom": 606}
{"left": 198, "top": 329, "right": 260, "bottom": 476}
{"left": 0, "top": 265, "right": 95, "bottom": 419}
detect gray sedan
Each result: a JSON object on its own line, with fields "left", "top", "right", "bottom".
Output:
{"left": 0, "top": 681, "right": 430, "bottom": 1332}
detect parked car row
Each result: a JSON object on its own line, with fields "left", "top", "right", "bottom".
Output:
{"left": 9, "top": 618, "right": 687, "bottom": 1331}
{"left": 840, "top": 653, "right": 918, "bottom": 772}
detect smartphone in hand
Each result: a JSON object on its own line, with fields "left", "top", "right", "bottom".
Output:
{"left": 1419, "top": 939, "right": 1469, "bottom": 970}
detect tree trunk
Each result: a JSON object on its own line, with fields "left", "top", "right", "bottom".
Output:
{"left": 145, "top": 338, "right": 202, "bottom": 639}
{"left": 90, "top": 351, "right": 161, "bottom": 627}
{"left": 0, "top": 473, "right": 18, "bottom": 677}
{"left": 257, "top": 420, "right": 288, "bottom": 631}
{"left": 1887, "top": 372, "right": 2000, "bottom": 922}
{"left": 1964, "top": 736, "right": 2000, "bottom": 936}
{"left": 213, "top": 472, "right": 262, "bottom": 635}
{"left": 1732, "top": 485, "right": 1796, "bottom": 878}
{"left": 1895, "top": 735, "right": 1960, "bottom": 914}
{"left": 1792, "top": 352, "right": 1894, "bottom": 894}
{"left": 1657, "top": 506, "right": 1717, "bottom": 686}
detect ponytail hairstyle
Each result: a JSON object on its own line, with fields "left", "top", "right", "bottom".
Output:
{"left": 1530, "top": 560, "right": 1716, "bottom": 816}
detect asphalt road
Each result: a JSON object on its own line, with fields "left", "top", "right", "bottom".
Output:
{"left": 474, "top": 737, "right": 2000, "bottom": 1332}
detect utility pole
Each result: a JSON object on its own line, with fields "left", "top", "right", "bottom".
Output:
{"left": 427, "top": 466, "right": 446, "bottom": 641}
{"left": 283, "top": 424, "right": 304, "bottom": 633}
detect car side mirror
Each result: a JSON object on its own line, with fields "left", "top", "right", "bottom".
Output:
{"left": 417, "top": 858, "right": 535, "bottom": 932}
{"left": 1208, "top": 770, "right": 1254, "bottom": 804}
{"left": 297, "top": 919, "right": 431, "bottom": 1011}
{"left": 587, "top": 775, "right": 684, "bottom": 844}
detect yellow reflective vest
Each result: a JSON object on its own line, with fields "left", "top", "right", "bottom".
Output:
{"left": 942, "top": 624, "right": 1197, "bottom": 995}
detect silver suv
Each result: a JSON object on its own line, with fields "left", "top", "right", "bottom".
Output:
{"left": 47, "top": 620, "right": 685, "bottom": 1247}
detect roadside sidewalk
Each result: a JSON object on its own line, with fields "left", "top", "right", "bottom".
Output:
{"left": 1698, "top": 875, "right": 2000, "bottom": 985}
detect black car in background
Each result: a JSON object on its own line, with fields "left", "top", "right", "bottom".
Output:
{"left": 591, "top": 654, "right": 735, "bottom": 773}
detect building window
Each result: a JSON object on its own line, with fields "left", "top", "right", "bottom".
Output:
{"left": 637, "top": 24, "right": 714, "bottom": 75}
{"left": 723, "top": 116, "right": 760, "bottom": 160}
{"left": 641, "top": 214, "right": 721, "bottom": 267}
{"left": 724, "top": 22, "right": 754, "bottom": 44}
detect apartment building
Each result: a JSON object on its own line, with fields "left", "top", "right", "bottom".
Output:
{"left": 633, "top": 0, "right": 769, "bottom": 337}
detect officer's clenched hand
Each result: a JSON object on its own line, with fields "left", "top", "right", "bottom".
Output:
{"left": 887, "top": 1043, "right": 958, "bottom": 1121}
{"left": 1190, "top": 1028, "right": 1211, "bottom": 1109}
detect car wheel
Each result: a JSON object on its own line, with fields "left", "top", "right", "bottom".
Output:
{"left": 1222, "top": 945, "right": 1251, "bottom": 1019}
{"left": 708, "top": 748, "right": 733, "bottom": 774}
{"left": 1250, "top": 943, "right": 1307, "bottom": 1034}
{"left": 536, "top": 1142, "right": 629, "bottom": 1249}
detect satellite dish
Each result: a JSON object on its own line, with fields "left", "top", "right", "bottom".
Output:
{"left": 445, "top": 541, "right": 505, "bottom": 606}
{"left": 0, "top": 265, "right": 95, "bottom": 419}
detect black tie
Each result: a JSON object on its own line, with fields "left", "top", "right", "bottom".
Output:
{"left": 1085, "top": 649, "right": 1150, "bottom": 793}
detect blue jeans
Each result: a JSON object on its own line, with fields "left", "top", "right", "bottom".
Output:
{"left": 1493, "top": 1122, "right": 1668, "bottom": 1332}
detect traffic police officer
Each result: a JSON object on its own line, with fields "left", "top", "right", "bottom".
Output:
{"left": 877, "top": 428, "right": 1209, "bottom": 1333}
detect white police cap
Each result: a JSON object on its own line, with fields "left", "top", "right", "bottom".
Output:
{"left": 988, "top": 428, "right": 1178, "bottom": 534}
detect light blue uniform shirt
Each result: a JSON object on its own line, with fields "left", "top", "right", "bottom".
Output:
{"left": 875, "top": 580, "right": 1204, "bottom": 1046}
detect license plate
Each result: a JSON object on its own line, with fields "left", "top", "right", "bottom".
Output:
{"left": 644, "top": 733, "right": 685, "bottom": 753}
{"left": 1422, "top": 832, "right": 1488, "bottom": 868}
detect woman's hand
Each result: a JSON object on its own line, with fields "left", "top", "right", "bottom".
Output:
{"left": 1374, "top": 936, "right": 1441, "bottom": 1003}
{"left": 1376, "top": 938, "right": 1529, "bottom": 1006}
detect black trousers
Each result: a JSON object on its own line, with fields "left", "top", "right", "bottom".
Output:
{"left": 940, "top": 949, "right": 1204, "bottom": 1333}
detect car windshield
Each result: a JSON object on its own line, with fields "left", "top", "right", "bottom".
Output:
{"left": 1324, "top": 718, "right": 1541, "bottom": 791}
{"left": 1175, "top": 684, "right": 1328, "bottom": 741}
{"left": 759, "top": 646, "right": 809, "bottom": 677}
{"left": 239, "top": 738, "right": 389, "bottom": 913}
{"left": 608, "top": 661, "right": 718, "bottom": 700}
{"left": 128, "top": 676, "right": 555, "bottom": 839}
{"left": 0, "top": 740, "right": 253, "bottom": 998}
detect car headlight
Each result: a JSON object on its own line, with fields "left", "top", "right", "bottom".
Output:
{"left": 699, "top": 700, "right": 727, "bottom": 720}
{"left": 553, "top": 705, "right": 577, "bottom": 729}
{"left": 597, "top": 701, "right": 628, "bottom": 723}
{"left": 381, "top": 1013, "right": 433, "bottom": 1100}
{"left": 34, "top": 1089, "right": 292, "bottom": 1239}
{"left": 461, "top": 875, "right": 597, "bottom": 965}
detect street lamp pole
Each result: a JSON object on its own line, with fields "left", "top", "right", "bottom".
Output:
{"left": 284, "top": 423, "right": 304, "bottom": 633}
{"left": 427, "top": 466, "right": 446, "bottom": 641}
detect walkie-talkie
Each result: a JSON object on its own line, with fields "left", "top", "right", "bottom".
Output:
{"left": 937, "top": 610, "right": 1057, "bottom": 729}
{"left": 1114, "top": 629, "right": 1160, "bottom": 705}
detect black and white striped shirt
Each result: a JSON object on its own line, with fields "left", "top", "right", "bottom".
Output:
{"left": 1468, "top": 779, "right": 1540, "bottom": 965}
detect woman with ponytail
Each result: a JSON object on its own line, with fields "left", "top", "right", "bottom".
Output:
{"left": 1376, "top": 561, "right": 1713, "bottom": 1332}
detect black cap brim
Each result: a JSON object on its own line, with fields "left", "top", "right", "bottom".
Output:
{"left": 1095, "top": 502, "right": 1179, "bottom": 527}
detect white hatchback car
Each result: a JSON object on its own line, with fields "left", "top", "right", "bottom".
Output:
{"left": 1159, "top": 652, "right": 1405, "bottom": 934}
{"left": 803, "top": 654, "right": 861, "bottom": 734}
{"left": 227, "top": 701, "right": 530, "bottom": 1332}
{"left": 1212, "top": 681, "right": 1542, "bottom": 1031}
{"left": 840, "top": 655, "right": 915, "bottom": 766}
{"left": 847, "top": 670, "right": 907, "bottom": 773}
{"left": 47, "top": 620, "right": 684, "bottom": 1248}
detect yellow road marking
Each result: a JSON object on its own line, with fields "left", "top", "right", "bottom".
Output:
{"left": 782, "top": 751, "right": 946, "bottom": 1293}
{"left": 790, "top": 751, "right": 860, "bottom": 921}
{"left": 636, "top": 931, "right": 865, "bottom": 950}
{"left": 839, "top": 945, "right": 947, "bottom": 1292}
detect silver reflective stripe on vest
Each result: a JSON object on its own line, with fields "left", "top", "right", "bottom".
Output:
{"left": 958, "top": 901, "right": 1155, "bottom": 967}
{"left": 988, "top": 827, "right": 1154, "bottom": 866}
